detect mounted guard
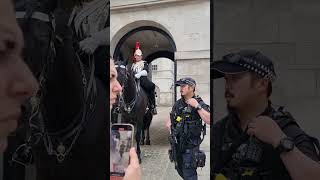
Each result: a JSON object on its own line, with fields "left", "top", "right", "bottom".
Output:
{"left": 131, "top": 41, "right": 157, "bottom": 115}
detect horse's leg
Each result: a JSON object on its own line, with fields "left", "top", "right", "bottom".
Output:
{"left": 146, "top": 112, "right": 152, "bottom": 145}
{"left": 135, "top": 122, "right": 142, "bottom": 163}
{"left": 140, "top": 117, "right": 145, "bottom": 145}
{"left": 146, "top": 123, "right": 151, "bottom": 145}
{"left": 140, "top": 128, "right": 145, "bottom": 145}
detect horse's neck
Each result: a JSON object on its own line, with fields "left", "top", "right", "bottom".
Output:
{"left": 123, "top": 74, "right": 137, "bottom": 103}
{"left": 44, "top": 39, "right": 84, "bottom": 131}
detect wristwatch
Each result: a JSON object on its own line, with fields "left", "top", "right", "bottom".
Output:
{"left": 275, "top": 136, "right": 295, "bottom": 154}
{"left": 195, "top": 104, "right": 202, "bottom": 110}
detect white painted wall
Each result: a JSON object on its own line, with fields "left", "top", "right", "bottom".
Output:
{"left": 151, "top": 58, "right": 174, "bottom": 106}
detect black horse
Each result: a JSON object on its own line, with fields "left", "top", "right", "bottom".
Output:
{"left": 4, "top": 1, "right": 108, "bottom": 180}
{"left": 112, "top": 61, "right": 153, "bottom": 162}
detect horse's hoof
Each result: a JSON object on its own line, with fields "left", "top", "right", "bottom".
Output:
{"left": 138, "top": 157, "right": 142, "bottom": 164}
{"left": 146, "top": 141, "right": 151, "bottom": 145}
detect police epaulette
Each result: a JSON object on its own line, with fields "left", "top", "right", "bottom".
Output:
{"left": 270, "top": 105, "right": 289, "bottom": 119}
{"left": 270, "top": 106, "right": 298, "bottom": 130}
{"left": 194, "top": 95, "right": 202, "bottom": 101}
{"left": 276, "top": 106, "right": 295, "bottom": 119}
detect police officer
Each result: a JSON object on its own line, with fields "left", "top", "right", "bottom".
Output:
{"left": 167, "top": 77, "right": 210, "bottom": 180}
{"left": 131, "top": 41, "right": 157, "bottom": 115}
{"left": 212, "top": 50, "right": 320, "bottom": 180}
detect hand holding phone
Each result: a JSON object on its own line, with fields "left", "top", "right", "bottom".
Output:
{"left": 123, "top": 148, "right": 141, "bottom": 180}
{"left": 110, "top": 124, "right": 134, "bottom": 177}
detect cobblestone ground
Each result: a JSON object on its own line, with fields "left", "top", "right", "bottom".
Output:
{"left": 139, "top": 106, "right": 210, "bottom": 180}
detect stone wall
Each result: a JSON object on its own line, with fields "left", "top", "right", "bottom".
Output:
{"left": 214, "top": 0, "right": 320, "bottom": 138}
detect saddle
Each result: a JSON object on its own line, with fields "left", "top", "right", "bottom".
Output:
{"left": 135, "top": 79, "right": 154, "bottom": 108}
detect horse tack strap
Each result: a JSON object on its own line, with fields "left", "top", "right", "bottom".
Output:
{"left": 86, "top": 55, "right": 96, "bottom": 100}
{"left": 114, "top": 65, "right": 126, "bottom": 69}
{"left": 16, "top": 11, "right": 50, "bottom": 22}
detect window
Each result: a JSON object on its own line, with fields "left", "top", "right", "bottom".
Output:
{"left": 152, "top": 64, "right": 158, "bottom": 71}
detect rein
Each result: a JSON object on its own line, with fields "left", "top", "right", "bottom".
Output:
{"left": 13, "top": 8, "right": 97, "bottom": 164}
{"left": 114, "top": 64, "right": 138, "bottom": 114}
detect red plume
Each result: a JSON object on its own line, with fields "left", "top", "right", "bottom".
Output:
{"left": 135, "top": 41, "right": 140, "bottom": 50}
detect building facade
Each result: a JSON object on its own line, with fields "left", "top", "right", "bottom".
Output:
{"left": 110, "top": 0, "right": 210, "bottom": 105}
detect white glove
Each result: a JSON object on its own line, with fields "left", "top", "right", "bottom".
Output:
{"left": 135, "top": 73, "right": 141, "bottom": 79}
{"left": 79, "top": 37, "right": 99, "bottom": 54}
{"left": 134, "top": 70, "right": 147, "bottom": 79}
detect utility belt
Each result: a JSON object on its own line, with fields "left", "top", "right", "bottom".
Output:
{"left": 174, "top": 127, "right": 203, "bottom": 151}
{"left": 169, "top": 109, "right": 206, "bottom": 168}
{"left": 192, "top": 149, "right": 206, "bottom": 168}
{"left": 168, "top": 147, "right": 206, "bottom": 168}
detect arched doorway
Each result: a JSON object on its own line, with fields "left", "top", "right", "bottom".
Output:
{"left": 111, "top": 21, "right": 178, "bottom": 100}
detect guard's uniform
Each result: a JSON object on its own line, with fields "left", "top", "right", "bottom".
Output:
{"left": 132, "top": 60, "right": 156, "bottom": 94}
{"left": 131, "top": 42, "right": 157, "bottom": 114}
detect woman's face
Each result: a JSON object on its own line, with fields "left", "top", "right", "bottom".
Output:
{"left": 0, "top": 0, "right": 39, "bottom": 152}
{"left": 110, "top": 59, "right": 122, "bottom": 109}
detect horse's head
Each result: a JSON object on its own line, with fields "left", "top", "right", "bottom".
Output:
{"left": 14, "top": 0, "right": 58, "bottom": 80}
{"left": 15, "top": 1, "right": 86, "bottom": 133}
{"left": 114, "top": 61, "right": 128, "bottom": 88}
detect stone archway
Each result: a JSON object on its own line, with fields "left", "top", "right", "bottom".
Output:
{"left": 111, "top": 20, "right": 178, "bottom": 100}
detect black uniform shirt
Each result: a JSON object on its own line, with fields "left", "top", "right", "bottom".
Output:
{"left": 171, "top": 95, "right": 210, "bottom": 148}
{"left": 212, "top": 102, "right": 319, "bottom": 180}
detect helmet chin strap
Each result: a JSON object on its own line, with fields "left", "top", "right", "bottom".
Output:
{"left": 134, "top": 57, "right": 142, "bottom": 62}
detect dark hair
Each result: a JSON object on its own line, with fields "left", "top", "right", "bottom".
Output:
{"left": 267, "top": 82, "right": 272, "bottom": 97}
{"left": 250, "top": 72, "right": 272, "bottom": 98}
{"left": 187, "top": 84, "right": 196, "bottom": 92}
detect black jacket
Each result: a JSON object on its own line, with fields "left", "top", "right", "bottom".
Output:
{"left": 211, "top": 103, "right": 319, "bottom": 180}
{"left": 171, "top": 95, "right": 210, "bottom": 149}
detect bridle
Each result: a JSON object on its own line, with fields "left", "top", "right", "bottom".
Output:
{"left": 12, "top": 5, "right": 97, "bottom": 164}
{"left": 114, "top": 64, "right": 138, "bottom": 114}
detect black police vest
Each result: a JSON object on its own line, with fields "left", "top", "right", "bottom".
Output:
{"left": 212, "top": 106, "right": 320, "bottom": 180}
{"left": 172, "top": 97, "right": 205, "bottom": 149}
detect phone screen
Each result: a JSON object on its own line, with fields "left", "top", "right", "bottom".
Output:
{"left": 110, "top": 124, "right": 134, "bottom": 177}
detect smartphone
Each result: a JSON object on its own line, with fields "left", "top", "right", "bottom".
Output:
{"left": 110, "top": 123, "right": 134, "bottom": 177}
